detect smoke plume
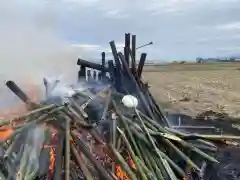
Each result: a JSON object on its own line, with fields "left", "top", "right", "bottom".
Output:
{"left": 0, "top": 1, "right": 80, "bottom": 109}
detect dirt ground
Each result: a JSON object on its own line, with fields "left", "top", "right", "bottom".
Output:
{"left": 143, "top": 63, "right": 240, "bottom": 118}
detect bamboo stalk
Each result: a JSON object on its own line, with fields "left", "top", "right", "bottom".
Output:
{"left": 143, "top": 148, "right": 164, "bottom": 180}
{"left": 134, "top": 109, "right": 168, "bottom": 174}
{"left": 161, "top": 129, "right": 219, "bottom": 164}
{"left": 117, "top": 127, "right": 148, "bottom": 180}
{"left": 69, "top": 98, "right": 88, "bottom": 119}
{"left": 139, "top": 111, "right": 168, "bottom": 133}
{"left": 131, "top": 34, "right": 136, "bottom": 73}
{"left": 188, "top": 142, "right": 218, "bottom": 152}
{"left": 138, "top": 143, "right": 157, "bottom": 175}
{"left": 117, "top": 52, "right": 157, "bottom": 121}
{"left": 70, "top": 143, "right": 94, "bottom": 180}
{"left": 80, "top": 85, "right": 111, "bottom": 110}
{"left": 53, "top": 133, "right": 64, "bottom": 180}
{"left": 138, "top": 144, "right": 163, "bottom": 179}
{"left": 197, "top": 139, "right": 217, "bottom": 148}
{"left": 136, "top": 157, "right": 158, "bottom": 180}
{"left": 111, "top": 112, "right": 117, "bottom": 174}
{"left": 137, "top": 110, "right": 187, "bottom": 177}
{"left": 128, "top": 126, "right": 149, "bottom": 144}
{"left": 124, "top": 33, "right": 131, "bottom": 65}
{"left": 116, "top": 135, "right": 122, "bottom": 151}
{"left": 162, "top": 159, "right": 178, "bottom": 180}
{"left": 64, "top": 116, "right": 71, "bottom": 180}
{"left": 164, "top": 139, "right": 200, "bottom": 171}
{"left": 179, "top": 141, "right": 219, "bottom": 163}
{"left": 0, "top": 106, "right": 64, "bottom": 145}
{"left": 100, "top": 90, "right": 112, "bottom": 122}
{"left": 3, "top": 134, "right": 22, "bottom": 160}
{"left": 196, "top": 134, "right": 240, "bottom": 140}
{"left": 70, "top": 133, "right": 113, "bottom": 180}
{"left": 136, "top": 53, "right": 147, "bottom": 78}
{"left": 112, "top": 100, "right": 143, "bottom": 159}
{"left": 165, "top": 127, "right": 219, "bottom": 149}
{"left": 111, "top": 113, "right": 117, "bottom": 148}
{"left": 62, "top": 109, "right": 94, "bottom": 129}
{"left": 172, "top": 125, "right": 216, "bottom": 130}
{"left": 109, "top": 144, "right": 138, "bottom": 180}
{"left": 38, "top": 129, "right": 52, "bottom": 177}
{"left": 0, "top": 104, "right": 56, "bottom": 127}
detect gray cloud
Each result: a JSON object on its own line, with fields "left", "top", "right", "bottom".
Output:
{"left": 0, "top": 1, "right": 82, "bottom": 107}
{"left": 1, "top": 0, "right": 240, "bottom": 74}
{"left": 0, "top": 1, "right": 83, "bottom": 85}
{"left": 0, "top": 0, "right": 240, "bottom": 108}
{"left": 51, "top": 0, "right": 240, "bottom": 60}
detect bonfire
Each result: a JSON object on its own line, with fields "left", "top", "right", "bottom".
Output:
{"left": 0, "top": 33, "right": 239, "bottom": 180}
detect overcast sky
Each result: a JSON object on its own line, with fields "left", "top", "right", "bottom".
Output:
{"left": 1, "top": 0, "right": 240, "bottom": 64}
{"left": 0, "top": 0, "right": 240, "bottom": 107}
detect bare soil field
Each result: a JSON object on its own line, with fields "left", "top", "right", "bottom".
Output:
{"left": 143, "top": 62, "right": 240, "bottom": 118}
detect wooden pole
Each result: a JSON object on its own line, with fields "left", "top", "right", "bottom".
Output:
{"left": 131, "top": 35, "right": 136, "bottom": 73}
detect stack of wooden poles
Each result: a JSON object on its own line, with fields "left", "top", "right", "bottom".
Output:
{"left": 0, "top": 33, "right": 239, "bottom": 180}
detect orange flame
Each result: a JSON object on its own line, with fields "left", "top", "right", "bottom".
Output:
{"left": 49, "top": 133, "right": 56, "bottom": 171}
{"left": 0, "top": 83, "right": 39, "bottom": 122}
{"left": 49, "top": 148, "right": 55, "bottom": 170}
{"left": 25, "top": 84, "right": 39, "bottom": 103}
{"left": 116, "top": 165, "right": 130, "bottom": 180}
{"left": 46, "top": 132, "right": 57, "bottom": 180}
{"left": 0, "top": 127, "right": 13, "bottom": 141}
{"left": 128, "top": 156, "right": 136, "bottom": 170}
{"left": 0, "top": 83, "right": 40, "bottom": 140}
{"left": 115, "top": 155, "right": 136, "bottom": 180}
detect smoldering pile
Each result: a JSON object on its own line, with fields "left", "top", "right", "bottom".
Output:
{"left": 0, "top": 33, "right": 240, "bottom": 180}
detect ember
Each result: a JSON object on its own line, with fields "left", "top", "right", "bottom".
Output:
{"left": 48, "top": 133, "right": 57, "bottom": 176}
{"left": 116, "top": 165, "right": 130, "bottom": 180}
{"left": 0, "top": 33, "right": 239, "bottom": 180}
{"left": 128, "top": 156, "right": 136, "bottom": 170}
{"left": 0, "top": 128, "right": 13, "bottom": 141}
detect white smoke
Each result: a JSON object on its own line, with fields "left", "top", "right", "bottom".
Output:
{"left": 0, "top": 1, "right": 81, "bottom": 108}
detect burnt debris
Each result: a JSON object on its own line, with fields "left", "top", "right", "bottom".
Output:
{"left": 0, "top": 33, "right": 239, "bottom": 180}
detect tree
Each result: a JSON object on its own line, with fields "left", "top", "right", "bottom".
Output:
{"left": 196, "top": 57, "right": 203, "bottom": 63}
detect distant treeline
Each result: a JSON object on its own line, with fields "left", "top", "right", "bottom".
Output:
{"left": 196, "top": 57, "right": 240, "bottom": 63}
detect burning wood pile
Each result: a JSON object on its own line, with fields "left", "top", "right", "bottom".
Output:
{"left": 0, "top": 33, "right": 240, "bottom": 180}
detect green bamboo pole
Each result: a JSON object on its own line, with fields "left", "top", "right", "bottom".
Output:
{"left": 109, "top": 144, "right": 138, "bottom": 180}
{"left": 117, "top": 127, "right": 148, "bottom": 180}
